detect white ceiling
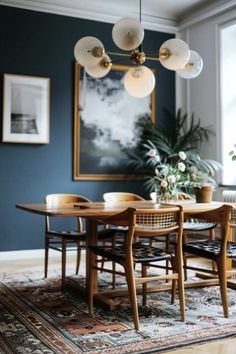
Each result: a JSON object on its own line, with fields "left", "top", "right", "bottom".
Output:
{"left": 0, "top": 0, "right": 235, "bottom": 33}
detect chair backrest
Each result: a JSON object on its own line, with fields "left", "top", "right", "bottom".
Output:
{"left": 135, "top": 206, "right": 184, "bottom": 237}
{"left": 103, "top": 192, "right": 144, "bottom": 202}
{"left": 223, "top": 190, "right": 236, "bottom": 227}
{"left": 45, "top": 194, "right": 91, "bottom": 232}
{"left": 96, "top": 208, "right": 136, "bottom": 256}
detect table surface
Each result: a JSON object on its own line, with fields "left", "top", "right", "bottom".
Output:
{"left": 16, "top": 200, "right": 231, "bottom": 218}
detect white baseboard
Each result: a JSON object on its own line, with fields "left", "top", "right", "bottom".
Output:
{"left": 0, "top": 248, "right": 80, "bottom": 261}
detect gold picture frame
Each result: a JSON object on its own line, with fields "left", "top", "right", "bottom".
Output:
{"left": 73, "top": 62, "right": 156, "bottom": 180}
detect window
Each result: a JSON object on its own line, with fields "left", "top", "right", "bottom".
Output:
{"left": 221, "top": 23, "right": 236, "bottom": 185}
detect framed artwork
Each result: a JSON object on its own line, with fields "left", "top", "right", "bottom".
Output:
{"left": 2, "top": 74, "right": 50, "bottom": 144}
{"left": 73, "top": 62, "right": 156, "bottom": 180}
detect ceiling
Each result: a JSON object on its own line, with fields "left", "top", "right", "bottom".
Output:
{"left": 0, "top": 0, "right": 234, "bottom": 33}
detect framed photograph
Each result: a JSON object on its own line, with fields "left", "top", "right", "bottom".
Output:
{"left": 2, "top": 74, "right": 50, "bottom": 144}
{"left": 74, "top": 62, "right": 156, "bottom": 180}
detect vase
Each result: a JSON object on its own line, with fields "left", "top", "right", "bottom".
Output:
{"left": 195, "top": 186, "right": 213, "bottom": 203}
{"left": 155, "top": 192, "right": 177, "bottom": 204}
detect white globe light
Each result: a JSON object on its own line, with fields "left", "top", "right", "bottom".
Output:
{"left": 159, "top": 38, "right": 190, "bottom": 70}
{"left": 85, "top": 54, "right": 112, "bottom": 78}
{"left": 112, "top": 17, "right": 144, "bottom": 51}
{"left": 176, "top": 50, "right": 203, "bottom": 79}
{"left": 74, "top": 36, "right": 104, "bottom": 67}
{"left": 123, "top": 66, "right": 155, "bottom": 98}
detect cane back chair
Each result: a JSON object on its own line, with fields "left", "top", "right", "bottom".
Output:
{"left": 88, "top": 206, "right": 185, "bottom": 331}
{"left": 182, "top": 204, "right": 235, "bottom": 317}
{"left": 150, "top": 192, "right": 217, "bottom": 279}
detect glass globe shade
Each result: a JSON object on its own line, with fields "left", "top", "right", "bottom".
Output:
{"left": 85, "top": 54, "right": 112, "bottom": 78}
{"left": 176, "top": 50, "right": 203, "bottom": 79}
{"left": 74, "top": 36, "right": 104, "bottom": 67}
{"left": 112, "top": 17, "right": 144, "bottom": 51}
{"left": 159, "top": 38, "right": 190, "bottom": 70}
{"left": 123, "top": 66, "right": 155, "bottom": 98}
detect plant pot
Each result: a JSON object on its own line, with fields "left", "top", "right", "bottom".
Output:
{"left": 195, "top": 186, "right": 213, "bottom": 203}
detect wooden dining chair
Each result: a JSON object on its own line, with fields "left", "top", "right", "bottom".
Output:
{"left": 88, "top": 206, "right": 185, "bottom": 331}
{"left": 150, "top": 192, "right": 217, "bottom": 279}
{"left": 102, "top": 192, "right": 145, "bottom": 286}
{"left": 45, "top": 194, "right": 117, "bottom": 286}
{"left": 103, "top": 192, "right": 145, "bottom": 202}
{"left": 45, "top": 194, "right": 91, "bottom": 285}
{"left": 182, "top": 204, "right": 235, "bottom": 317}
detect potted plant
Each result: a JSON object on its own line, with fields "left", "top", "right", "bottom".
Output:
{"left": 186, "top": 166, "right": 216, "bottom": 203}
{"left": 125, "top": 109, "right": 221, "bottom": 202}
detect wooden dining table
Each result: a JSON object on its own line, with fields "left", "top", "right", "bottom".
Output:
{"left": 16, "top": 200, "right": 236, "bottom": 309}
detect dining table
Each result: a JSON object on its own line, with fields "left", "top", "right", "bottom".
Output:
{"left": 16, "top": 200, "right": 236, "bottom": 310}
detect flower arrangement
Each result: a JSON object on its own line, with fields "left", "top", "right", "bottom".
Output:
{"left": 147, "top": 149, "right": 189, "bottom": 201}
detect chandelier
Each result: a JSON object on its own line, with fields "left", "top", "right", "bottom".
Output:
{"left": 74, "top": 1, "right": 203, "bottom": 98}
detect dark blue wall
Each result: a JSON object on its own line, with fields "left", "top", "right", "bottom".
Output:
{"left": 0, "top": 5, "right": 175, "bottom": 251}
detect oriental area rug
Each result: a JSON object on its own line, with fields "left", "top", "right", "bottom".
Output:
{"left": 1, "top": 269, "right": 236, "bottom": 354}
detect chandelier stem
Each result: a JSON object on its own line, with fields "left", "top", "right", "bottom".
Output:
{"left": 139, "top": 0, "right": 142, "bottom": 22}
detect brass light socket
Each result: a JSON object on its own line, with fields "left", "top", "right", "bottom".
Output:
{"left": 91, "top": 46, "right": 105, "bottom": 58}
{"left": 130, "top": 50, "right": 146, "bottom": 65}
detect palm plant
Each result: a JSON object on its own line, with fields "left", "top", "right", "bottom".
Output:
{"left": 124, "top": 109, "right": 221, "bottom": 193}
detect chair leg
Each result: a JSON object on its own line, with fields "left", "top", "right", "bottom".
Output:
{"left": 183, "top": 232, "right": 188, "bottom": 281}
{"left": 210, "top": 230, "right": 216, "bottom": 272}
{"left": 165, "top": 235, "right": 170, "bottom": 277}
{"left": 170, "top": 257, "right": 177, "bottom": 304}
{"left": 175, "top": 255, "right": 185, "bottom": 322}
{"left": 142, "top": 264, "right": 147, "bottom": 306}
{"left": 44, "top": 237, "right": 49, "bottom": 278}
{"left": 216, "top": 259, "right": 229, "bottom": 317}
{"left": 88, "top": 249, "right": 95, "bottom": 315}
{"left": 76, "top": 242, "right": 81, "bottom": 275}
{"left": 125, "top": 262, "right": 140, "bottom": 331}
{"left": 61, "top": 239, "right": 67, "bottom": 287}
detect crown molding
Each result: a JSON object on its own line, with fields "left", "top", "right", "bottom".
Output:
{"left": 179, "top": 0, "right": 236, "bottom": 30}
{"left": 0, "top": 0, "right": 178, "bottom": 34}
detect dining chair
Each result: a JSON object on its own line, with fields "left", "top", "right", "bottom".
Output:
{"left": 88, "top": 206, "right": 185, "bottom": 331}
{"left": 182, "top": 204, "right": 235, "bottom": 317}
{"left": 102, "top": 192, "right": 145, "bottom": 286}
{"left": 45, "top": 194, "right": 91, "bottom": 285}
{"left": 45, "top": 193, "right": 114, "bottom": 286}
{"left": 150, "top": 192, "right": 217, "bottom": 279}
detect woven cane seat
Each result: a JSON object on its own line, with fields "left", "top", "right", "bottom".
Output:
{"left": 183, "top": 240, "right": 236, "bottom": 261}
{"left": 89, "top": 242, "right": 174, "bottom": 264}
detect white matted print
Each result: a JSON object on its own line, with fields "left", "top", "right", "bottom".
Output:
{"left": 2, "top": 74, "right": 50, "bottom": 143}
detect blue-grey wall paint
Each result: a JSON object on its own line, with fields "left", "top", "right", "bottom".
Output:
{"left": 0, "top": 5, "right": 175, "bottom": 251}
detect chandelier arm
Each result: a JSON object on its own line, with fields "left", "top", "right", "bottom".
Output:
{"left": 106, "top": 51, "right": 130, "bottom": 58}
{"left": 107, "top": 50, "right": 160, "bottom": 62}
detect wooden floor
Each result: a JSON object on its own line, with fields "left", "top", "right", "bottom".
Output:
{"left": 0, "top": 252, "right": 236, "bottom": 354}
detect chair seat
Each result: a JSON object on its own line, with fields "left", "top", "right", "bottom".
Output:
{"left": 183, "top": 240, "right": 236, "bottom": 261}
{"left": 97, "top": 227, "right": 126, "bottom": 240}
{"left": 183, "top": 221, "right": 216, "bottom": 231}
{"left": 47, "top": 230, "right": 86, "bottom": 241}
{"left": 89, "top": 242, "right": 174, "bottom": 263}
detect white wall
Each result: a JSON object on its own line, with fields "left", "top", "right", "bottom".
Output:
{"left": 177, "top": 7, "right": 236, "bottom": 198}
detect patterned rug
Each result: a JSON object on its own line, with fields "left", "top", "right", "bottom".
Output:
{"left": 1, "top": 269, "right": 236, "bottom": 354}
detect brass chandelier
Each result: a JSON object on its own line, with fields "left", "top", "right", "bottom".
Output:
{"left": 74, "top": 0, "right": 203, "bottom": 98}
